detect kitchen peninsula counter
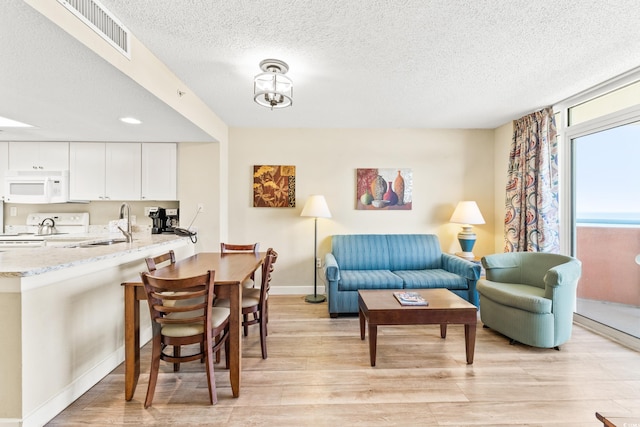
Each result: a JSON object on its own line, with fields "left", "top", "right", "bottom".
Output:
{"left": 0, "top": 232, "right": 196, "bottom": 427}
{"left": 0, "top": 233, "right": 189, "bottom": 279}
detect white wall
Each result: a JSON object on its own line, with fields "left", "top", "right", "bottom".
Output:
{"left": 177, "top": 141, "right": 223, "bottom": 253}
{"left": 227, "top": 128, "right": 495, "bottom": 292}
{"left": 492, "top": 122, "right": 513, "bottom": 252}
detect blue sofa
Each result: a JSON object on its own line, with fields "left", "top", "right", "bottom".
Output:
{"left": 324, "top": 234, "right": 481, "bottom": 317}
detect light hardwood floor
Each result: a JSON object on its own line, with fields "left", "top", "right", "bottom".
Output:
{"left": 48, "top": 295, "right": 640, "bottom": 426}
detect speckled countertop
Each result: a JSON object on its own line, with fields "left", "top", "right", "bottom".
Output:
{"left": 0, "top": 233, "right": 191, "bottom": 277}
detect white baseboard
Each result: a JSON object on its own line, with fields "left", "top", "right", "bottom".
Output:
{"left": 19, "top": 350, "right": 124, "bottom": 427}
{"left": 13, "top": 325, "right": 154, "bottom": 427}
{"left": 269, "top": 285, "right": 325, "bottom": 295}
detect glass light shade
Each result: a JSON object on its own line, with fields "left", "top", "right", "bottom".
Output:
{"left": 254, "top": 72, "right": 293, "bottom": 109}
{"left": 449, "top": 201, "right": 485, "bottom": 225}
{"left": 300, "top": 195, "right": 331, "bottom": 218}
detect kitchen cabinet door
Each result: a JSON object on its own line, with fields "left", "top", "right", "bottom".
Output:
{"left": 141, "top": 143, "right": 177, "bottom": 200}
{"left": 105, "top": 143, "right": 141, "bottom": 200}
{"left": 9, "top": 142, "right": 69, "bottom": 170}
{"left": 69, "top": 143, "right": 106, "bottom": 200}
{"left": 0, "top": 142, "right": 8, "bottom": 200}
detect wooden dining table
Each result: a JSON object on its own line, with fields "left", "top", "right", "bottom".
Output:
{"left": 122, "top": 251, "right": 265, "bottom": 401}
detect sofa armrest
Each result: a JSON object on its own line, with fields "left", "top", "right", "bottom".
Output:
{"left": 325, "top": 253, "right": 340, "bottom": 282}
{"left": 441, "top": 253, "right": 481, "bottom": 281}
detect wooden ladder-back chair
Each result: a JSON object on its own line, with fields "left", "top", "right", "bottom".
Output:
{"left": 140, "top": 270, "right": 230, "bottom": 408}
{"left": 145, "top": 250, "right": 176, "bottom": 272}
{"left": 146, "top": 250, "right": 227, "bottom": 366}
{"left": 220, "top": 243, "right": 260, "bottom": 288}
{"left": 215, "top": 247, "right": 278, "bottom": 359}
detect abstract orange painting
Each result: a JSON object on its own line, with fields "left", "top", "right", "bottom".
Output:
{"left": 253, "top": 165, "right": 296, "bottom": 207}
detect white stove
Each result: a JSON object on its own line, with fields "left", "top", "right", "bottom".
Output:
{"left": 0, "top": 212, "right": 89, "bottom": 249}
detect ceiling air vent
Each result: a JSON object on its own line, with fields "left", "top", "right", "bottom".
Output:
{"left": 57, "top": 0, "right": 131, "bottom": 59}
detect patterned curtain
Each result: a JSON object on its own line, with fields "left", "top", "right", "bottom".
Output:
{"left": 504, "top": 107, "right": 559, "bottom": 253}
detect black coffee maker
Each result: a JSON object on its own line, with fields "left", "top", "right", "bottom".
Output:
{"left": 149, "top": 207, "right": 168, "bottom": 234}
{"left": 165, "top": 208, "right": 179, "bottom": 233}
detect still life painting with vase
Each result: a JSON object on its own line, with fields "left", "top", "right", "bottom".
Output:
{"left": 356, "top": 168, "right": 412, "bottom": 210}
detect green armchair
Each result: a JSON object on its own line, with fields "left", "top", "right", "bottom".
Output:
{"left": 477, "top": 252, "right": 582, "bottom": 349}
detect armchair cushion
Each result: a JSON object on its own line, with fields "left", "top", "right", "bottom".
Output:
{"left": 475, "top": 281, "right": 551, "bottom": 313}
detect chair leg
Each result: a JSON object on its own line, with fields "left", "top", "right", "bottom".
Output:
{"left": 173, "top": 345, "right": 181, "bottom": 372}
{"left": 243, "top": 314, "right": 249, "bottom": 336}
{"left": 225, "top": 332, "right": 230, "bottom": 369}
{"left": 215, "top": 334, "right": 221, "bottom": 364}
{"left": 204, "top": 339, "right": 217, "bottom": 405}
{"left": 260, "top": 314, "right": 268, "bottom": 359}
{"left": 145, "top": 335, "right": 162, "bottom": 408}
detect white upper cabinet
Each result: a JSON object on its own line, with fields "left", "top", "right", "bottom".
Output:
{"left": 69, "top": 143, "right": 141, "bottom": 200}
{"left": 141, "top": 143, "right": 177, "bottom": 200}
{"left": 9, "top": 142, "right": 69, "bottom": 170}
{"left": 106, "top": 143, "right": 141, "bottom": 200}
{"left": 0, "top": 142, "right": 8, "bottom": 200}
{"left": 69, "top": 143, "right": 105, "bottom": 200}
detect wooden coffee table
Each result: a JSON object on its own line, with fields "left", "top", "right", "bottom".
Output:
{"left": 358, "top": 289, "right": 477, "bottom": 366}
{"left": 596, "top": 412, "right": 640, "bottom": 426}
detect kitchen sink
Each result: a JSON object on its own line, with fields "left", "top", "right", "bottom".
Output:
{"left": 85, "top": 239, "right": 128, "bottom": 246}
{"left": 64, "top": 238, "right": 129, "bottom": 248}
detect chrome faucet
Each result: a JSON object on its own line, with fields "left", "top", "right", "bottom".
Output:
{"left": 118, "top": 202, "right": 133, "bottom": 243}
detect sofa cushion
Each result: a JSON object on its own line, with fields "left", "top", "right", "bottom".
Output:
{"left": 477, "top": 280, "right": 551, "bottom": 314}
{"left": 332, "top": 235, "right": 390, "bottom": 270}
{"left": 394, "top": 269, "right": 468, "bottom": 290}
{"left": 337, "top": 270, "right": 404, "bottom": 291}
{"left": 386, "top": 234, "right": 443, "bottom": 270}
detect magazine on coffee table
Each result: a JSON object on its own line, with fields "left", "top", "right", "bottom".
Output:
{"left": 393, "top": 291, "right": 428, "bottom": 306}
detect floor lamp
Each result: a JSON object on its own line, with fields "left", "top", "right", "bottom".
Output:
{"left": 300, "top": 195, "right": 331, "bottom": 303}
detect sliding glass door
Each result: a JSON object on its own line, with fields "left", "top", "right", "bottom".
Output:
{"left": 573, "top": 121, "right": 640, "bottom": 339}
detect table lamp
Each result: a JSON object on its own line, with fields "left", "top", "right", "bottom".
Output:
{"left": 300, "top": 195, "right": 331, "bottom": 303}
{"left": 449, "top": 201, "right": 485, "bottom": 260}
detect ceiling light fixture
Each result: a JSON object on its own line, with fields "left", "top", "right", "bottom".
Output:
{"left": 119, "top": 117, "right": 142, "bottom": 125}
{"left": 0, "top": 115, "right": 33, "bottom": 128}
{"left": 253, "top": 59, "right": 293, "bottom": 110}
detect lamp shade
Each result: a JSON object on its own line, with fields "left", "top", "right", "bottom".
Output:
{"left": 301, "top": 195, "right": 331, "bottom": 218}
{"left": 449, "top": 201, "right": 485, "bottom": 225}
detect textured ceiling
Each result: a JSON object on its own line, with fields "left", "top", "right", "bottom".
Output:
{"left": 2, "top": 1, "right": 640, "bottom": 142}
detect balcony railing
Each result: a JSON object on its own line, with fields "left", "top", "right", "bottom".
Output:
{"left": 576, "top": 223, "right": 640, "bottom": 306}
{"left": 575, "top": 222, "right": 640, "bottom": 339}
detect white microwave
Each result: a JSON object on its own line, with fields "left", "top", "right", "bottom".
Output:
{"left": 4, "top": 170, "right": 70, "bottom": 204}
